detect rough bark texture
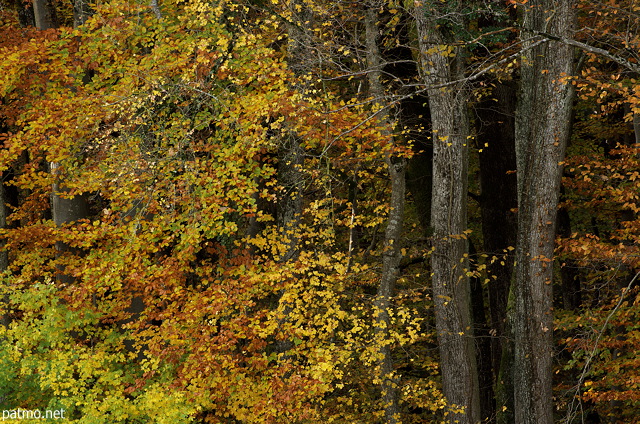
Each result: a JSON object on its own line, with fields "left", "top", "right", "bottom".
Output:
{"left": 512, "top": 2, "right": 576, "bottom": 423}
{"left": 414, "top": 3, "right": 480, "bottom": 423}
{"left": 366, "top": 6, "right": 405, "bottom": 422}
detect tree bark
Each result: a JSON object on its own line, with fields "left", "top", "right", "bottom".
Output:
{"left": 414, "top": 3, "right": 480, "bottom": 423}
{"left": 73, "top": 0, "right": 93, "bottom": 27}
{"left": 50, "top": 163, "right": 91, "bottom": 284}
{"left": 31, "top": 0, "right": 56, "bottom": 30}
{"left": 365, "top": 5, "right": 405, "bottom": 422}
{"left": 512, "top": 2, "right": 576, "bottom": 423}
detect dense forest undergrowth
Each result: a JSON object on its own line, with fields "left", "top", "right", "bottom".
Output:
{"left": 0, "top": 0, "right": 639, "bottom": 423}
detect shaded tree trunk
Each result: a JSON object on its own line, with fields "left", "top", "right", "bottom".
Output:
{"left": 365, "top": 5, "right": 405, "bottom": 422}
{"left": 469, "top": 241, "right": 496, "bottom": 423}
{"left": 74, "top": 0, "right": 93, "bottom": 27}
{"left": 274, "top": 0, "right": 308, "bottom": 356}
{"left": 0, "top": 177, "right": 9, "bottom": 329}
{"left": 511, "top": 2, "right": 576, "bottom": 423}
{"left": 476, "top": 81, "right": 518, "bottom": 378}
{"left": 414, "top": 3, "right": 480, "bottom": 423}
{"left": 557, "top": 201, "right": 582, "bottom": 311}
{"left": 50, "top": 164, "right": 91, "bottom": 284}
{"left": 475, "top": 81, "right": 518, "bottom": 423}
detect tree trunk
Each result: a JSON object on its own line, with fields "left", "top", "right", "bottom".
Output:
{"left": 512, "top": 2, "right": 576, "bottom": 423}
{"left": 50, "top": 163, "right": 91, "bottom": 284}
{"left": 365, "top": 5, "right": 405, "bottom": 422}
{"left": 274, "top": 0, "right": 308, "bottom": 356}
{"left": 469, "top": 241, "right": 496, "bottom": 423}
{"left": 32, "top": 4, "right": 92, "bottom": 283}
{"left": 0, "top": 177, "right": 9, "bottom": 330}
{"left": 414, "top": 3, "right": 480, "bottom": 423}
{"left": 31, "top": 0, "right": 56, "bottom": 30}
{"left": 73, "top": 0, "right": 93, "bottom": 27}
{"left": 475, "top": 81, "right": 518, "bottom": 423}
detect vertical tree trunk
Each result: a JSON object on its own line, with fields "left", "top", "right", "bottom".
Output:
{"left": 73, "top": 0, "right": 93, "bottom": 27}
{"left": 365, "top": 5, "right": 405, "bottom": 422}
{"left": 512, "top": 2, "right": 576, "bottom": 423}
{"left": 0, "top": 177, "right": 9, "bottom": 330}
{"left": 50, "top": 164, "right": 90, "bottom": 284}
{"left": 469, "top": 241, "right": 496, "bottom": 422}
{"left": 32, "top": 0, "right": 92, "bottom": 283}
{"left": 475, "top": 82, "right": 518, "bottom": 423}
{"left": 273, "top": 0, "right": 309, "bottom": 356}
{"left": 31, "top": 0, "right": 56, "bottom": 30}
{"left": 414, "top": 3, "right": 480, "bottom": 423}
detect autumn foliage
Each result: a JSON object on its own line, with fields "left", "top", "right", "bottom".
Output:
{"left": 0, "top": 0, "right": 432, "bottom": 422}
{"left": 1, "top": 0, "right": 640, "bottom": 423}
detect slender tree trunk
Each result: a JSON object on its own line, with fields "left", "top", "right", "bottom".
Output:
{"left": 469, "top": 241, "right": 495, "bottom": 423}
{"left": 73, "top": 0, "right": 92, "bottom": 26}
{"left": 558, "top": 200, "right": 582, "bottom": 311}
{"left": 0, "top": 177, "right": 9, "bottom": 330}
{"left": 414, "top": 3, "right": 480, "bottom": 423}
{"left": 274, "top": 0, "right": 308, "bottom": 355}
{"left": 475, "top": 81, "right": 518, "bottom": 423}
{"left": 365, "top": 5, "right": 405, "bottom": 422}
{"left": 512, "top": 2, "right": 576, "bottom": 423}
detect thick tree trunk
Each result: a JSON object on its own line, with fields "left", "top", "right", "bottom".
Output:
{"left": 31, "top": 0, "right": 56, "bottom": 30}
{"left": 50, "top": 164, "right": 91, "bottom": 284}
{"left": 414, "top": 3, "right": 480, "bottom": 423}
{"left": 512, "top": 2, "right": 576, "bottom": 423}
{"left": 365, "top": 5, "right": 405, "bottom": 422}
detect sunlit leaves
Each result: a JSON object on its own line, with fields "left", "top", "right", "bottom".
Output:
{"left": 0, "top": 0, "right": 449, "bottom": 421}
